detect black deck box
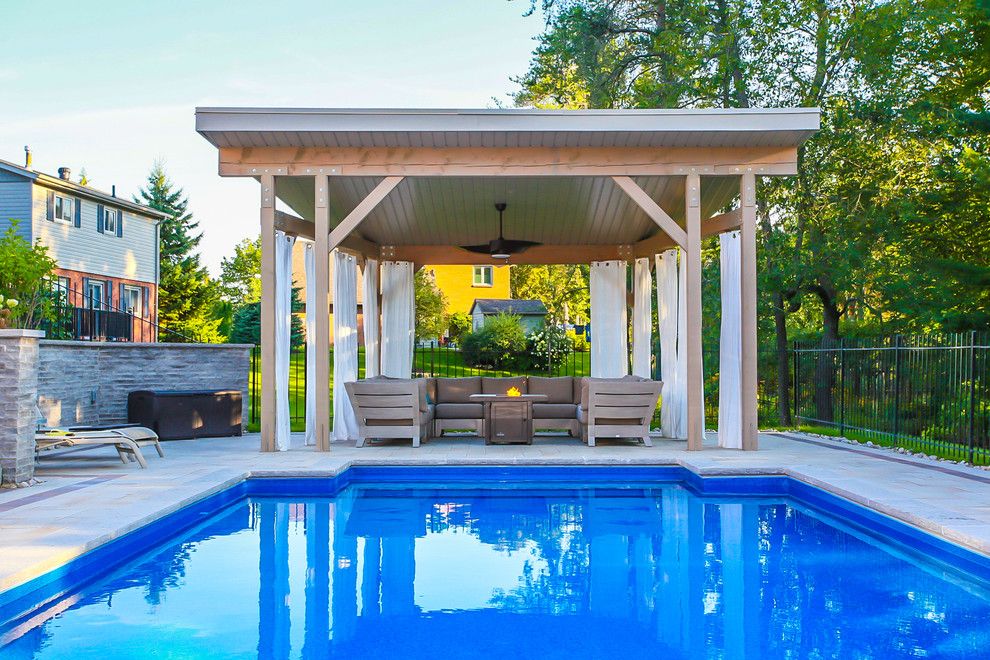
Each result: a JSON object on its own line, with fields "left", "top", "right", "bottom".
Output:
{"left": 128, "top": 389, "right": 243, "bottom": 440}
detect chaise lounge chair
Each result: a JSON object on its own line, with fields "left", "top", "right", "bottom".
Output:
{"left": 35, "top": 425, "right": 164, "bottom": 469}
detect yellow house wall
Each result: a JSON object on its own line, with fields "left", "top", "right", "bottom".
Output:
{"left": 424, "top": 265, "right": 511, "bottom": 315}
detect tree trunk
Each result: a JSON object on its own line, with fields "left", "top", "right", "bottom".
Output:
{"left": 772, "top": 292, "right": 793, "bottom": 426}
{"left": 813, "top": 290, "right": 841, "bottom": 423}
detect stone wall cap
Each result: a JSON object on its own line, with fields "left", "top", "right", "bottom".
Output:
{"left": 38, "top": 340, "right": 253, "bottom": 349}
{"left": 0, "top": 329, "right": 45, "bottom": 339}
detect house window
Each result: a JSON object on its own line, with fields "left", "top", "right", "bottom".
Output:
{"left": 85, "top": 280, "right": 105, "bottom": 310}
{"left": 472, "top": 265, "right": 493, "bottom": 287}
{"left": 123, "top": 285, "right": 142, "bottom": 317}
{"left": 53, "top": 194, "right": 73, "bottom": 224}
{"left": 103, "top": 208, "right": 119, "bottom": 234}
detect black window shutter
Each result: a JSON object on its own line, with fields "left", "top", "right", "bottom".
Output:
{"left": 96, "top": 204, "right": 105, "bottom": 233}
{"left": 73, "top": 199, "right": 81, "bottom": 227}
{"left": 116, "top": 210, "right": 123, "bottom": 237}
{"left": 120, "top": 283, "right": 126, "bottom": 312}
{"left": 142, "top": 286, "right": 149, "bottom": 318}
{"left": 105, "top": 280, "right": 113, "bottom": 308}
{"left": 82, "top": 277, "right": 91, "bottom": 308}
{"left": 46, "top": 191, "right": 54, "bottom": 222}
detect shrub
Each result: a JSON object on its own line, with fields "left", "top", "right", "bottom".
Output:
{"left": 570, "top": 331, "right": 590, "bottom": 352}
{"left": 447, "top": 311, "right": 472, "bottom": 342}
{"left": 0, "top": 222, "right": 57, "bottom": 329}
{"left": 461, "top": 313, "right": 528, "bottom": 368}
{"left": 524, "top": 324, "right": 572, "bottom": 369}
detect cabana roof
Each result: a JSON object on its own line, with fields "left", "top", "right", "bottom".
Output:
{"left": 195, "top": 107, "right": 820, "bottom": 149}
{"left": 196, "top": 107, "right": 819, "bottom": 264}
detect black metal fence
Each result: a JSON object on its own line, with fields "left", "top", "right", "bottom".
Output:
{"left": 39, "top": 279, "right": 190, "bottom": 343}
{"left": 793, "top": 332, "right": 990, "bottom": 463}
{"left": 248, "top": 343, "right": 781, "bottom": 433}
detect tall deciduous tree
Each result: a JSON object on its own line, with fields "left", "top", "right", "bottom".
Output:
{"left": 136, "top": 162, "right": 222, "bottom": 342}
{"left": 510, "top": 264, "right": 590, "bottom": 324}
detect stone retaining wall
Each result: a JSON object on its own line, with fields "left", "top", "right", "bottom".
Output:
{"left": 37, "top": 341, "right": 253, "bottom": 428}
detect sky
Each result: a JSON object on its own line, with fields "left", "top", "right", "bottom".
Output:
{"left": 0, "top": 0, "right": 545, "bottom": 273}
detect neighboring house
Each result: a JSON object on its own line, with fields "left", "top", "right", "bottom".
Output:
{"left": 470, "top": 299, "right": 548, "bottom": 333}
{"left": 423, "top": 265, "right": 511, "bottom": 316}
{"left": 0, "top": 156, "right": 167, "bottom": 340}
{"left": 291, "top": 258, "right": 511, "bottom": 343}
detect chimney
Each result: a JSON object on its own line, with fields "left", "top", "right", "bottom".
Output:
{"left": 24, "top": 146, "right": 32, "bottom": 169}
{"left": 58, "top": 167, "right": 71, "bottom": 181}
{"left": 112, "top": 185, "right": 116, "bottom": 197}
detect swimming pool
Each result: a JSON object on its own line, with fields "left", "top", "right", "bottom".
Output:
{"left": 1, "top": 466, "right": 989, "bottom": 658}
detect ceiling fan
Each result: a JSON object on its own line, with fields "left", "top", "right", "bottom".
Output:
{"left": 461, "top": 202, "right": 540, "bottom": 259}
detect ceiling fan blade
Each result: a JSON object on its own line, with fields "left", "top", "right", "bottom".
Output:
{"left": 501, "top": 239, "right": 540, "bottom": 253}
{"left": 460, "top": 244, "right": 493, "bottom": 254}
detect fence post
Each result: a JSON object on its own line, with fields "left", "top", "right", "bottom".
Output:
{"left": 838, "top": 338, "right": 846, "bottom": 436}
{"left": 968, "top": 330, "right": 977, "bottom": 464}
{"left": 892, "top": 334, "right": 902, "bottom": 442}
{"left": 792, "top": 340, "right": 799, "bottom": 426}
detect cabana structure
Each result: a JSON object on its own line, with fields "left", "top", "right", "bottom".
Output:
{"left": 196, "top": 108, "right": 819, "bottom": 453}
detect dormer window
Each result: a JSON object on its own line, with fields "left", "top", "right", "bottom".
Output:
{"left": 102, "top": 207, "right": 119, "bottom": 234}
{"left": 53, "top": 194, "right": 74, "bottom": 224}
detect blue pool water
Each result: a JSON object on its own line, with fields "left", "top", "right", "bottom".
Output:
{"left": 2, "top": 468, "right": 990, "bottom": 659}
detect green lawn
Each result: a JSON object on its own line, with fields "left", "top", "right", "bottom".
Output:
{"left": 798, "top": 424, "right": 990, "bottom": 465}
{"left": 248, "top": 347, "right": 593, "bottom": 432}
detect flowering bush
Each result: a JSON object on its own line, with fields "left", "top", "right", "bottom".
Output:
{"left": 0, "top": 222, "right": 56, "bottom": 329}
{"left": 525, "top": 324, "right": 571, "bottom": 369}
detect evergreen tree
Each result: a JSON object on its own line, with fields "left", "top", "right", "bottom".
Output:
{"left": 136, "top": 162, "right": 222, "bottom": 342}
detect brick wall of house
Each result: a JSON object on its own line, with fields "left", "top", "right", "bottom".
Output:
{"left": 36, "top": 341, "right": 252, "bottom": 428}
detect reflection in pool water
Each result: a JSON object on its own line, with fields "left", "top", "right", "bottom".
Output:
{"left": 3, "top": 484, "right": 990, "bottom": 659}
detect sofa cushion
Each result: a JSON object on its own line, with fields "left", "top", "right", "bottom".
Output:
{"left": 533, "top": 403, "right": 578, "bottom": 419}
{"left": 482, "top": 377, "right": 528, "bottom": 395}
{"left": 425, "top": 378, "right": 437, "bottom": 405}
{"left": 436, "top": 377, "right": 482, "bottom": 403}
{"left": 435, "top": 402, "right": 484, "bottom": 419}
{"left": 528, "top": 377, "right": 573, "bottom": 404}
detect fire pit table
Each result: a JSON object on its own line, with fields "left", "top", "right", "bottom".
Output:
{"left": 469, "top": 393, "right": 547, "bottom": 445}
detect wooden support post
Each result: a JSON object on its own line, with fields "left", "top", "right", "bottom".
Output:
{"left": 740, "top": 173, "right": 759, "bottom": 450}
{"left": 684, "top": 173, "right": 704, "bottom": 451}
{"left": 259, "top": 175, "right": 277, "bottom": 452}
{"left": 314, "top": 175, "right": 332, "bottom": 451}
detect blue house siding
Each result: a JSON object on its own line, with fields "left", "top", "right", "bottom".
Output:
{"left": 0, "top": 179, "right": 34, "bottom": 242}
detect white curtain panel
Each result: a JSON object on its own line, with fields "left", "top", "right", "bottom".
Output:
{"left": 381, "top": 261, "right": 415, "bottom": 378}
{"left": 676, "top": 248, "right": 706, "bottom": 439}
{"left": 332, "top": 250, "right": 361, "bottom": 442}
{"left": 303, "top": 241, "right": 317, "bottom": 446}
{"left": 656, "top": 250, "right": 680, "bottom": 437}
{"left": 590, "top": 260, "right": 629, "bottom": 378}
{"left": 362, "top": 258, "right": 380, "bottom": 379}
{"left": 274, "top": 230, "right": 295, "bottom": 452}
{"left": 718, "top": 231, "right": 743, "bottom": 449}
{"left": 632, "top": 257, "right": 653, "bottom": 378}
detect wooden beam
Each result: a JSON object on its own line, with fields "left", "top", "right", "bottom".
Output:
{"left": 739, "top": 173, "right": 759, "bottom": 451}
{"left": 632, "top": 208, "right": 743, "bottom": 257}
{"left": 684, "top": 173, "right": 704, "bottom": 451}
{"left": 328, "top": 176, "right": 403, "bottom": 252}
{"left": 611, "top": 176, "right": 687, "bottom": 248}
{"left": 219, "top": 146, "right": 799, "bottom": 177}
{"left": 705, "top": 208, "right": 742, "bottom": 234}
{"left": 274, "top": 210, "right": 380, "bottom": 258}
{"left": 388, "top": 244, "right": 636, "bottom": 265}
{"left": 259, "top": 175, "right": 277, "bottom": 452}
{"left": 314, "top": 176, "right": 332, "bottom": 451}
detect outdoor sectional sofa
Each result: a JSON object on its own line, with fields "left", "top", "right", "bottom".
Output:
{"left": 345, "top": 375, "right": 662, "bottom": 448}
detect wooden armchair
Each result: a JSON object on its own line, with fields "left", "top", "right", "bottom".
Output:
{"left": 344, "top": 379, "right": 433, "bottom": 448}
{"left": 579, "top": 378, "right": 663, "bottom": 447}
